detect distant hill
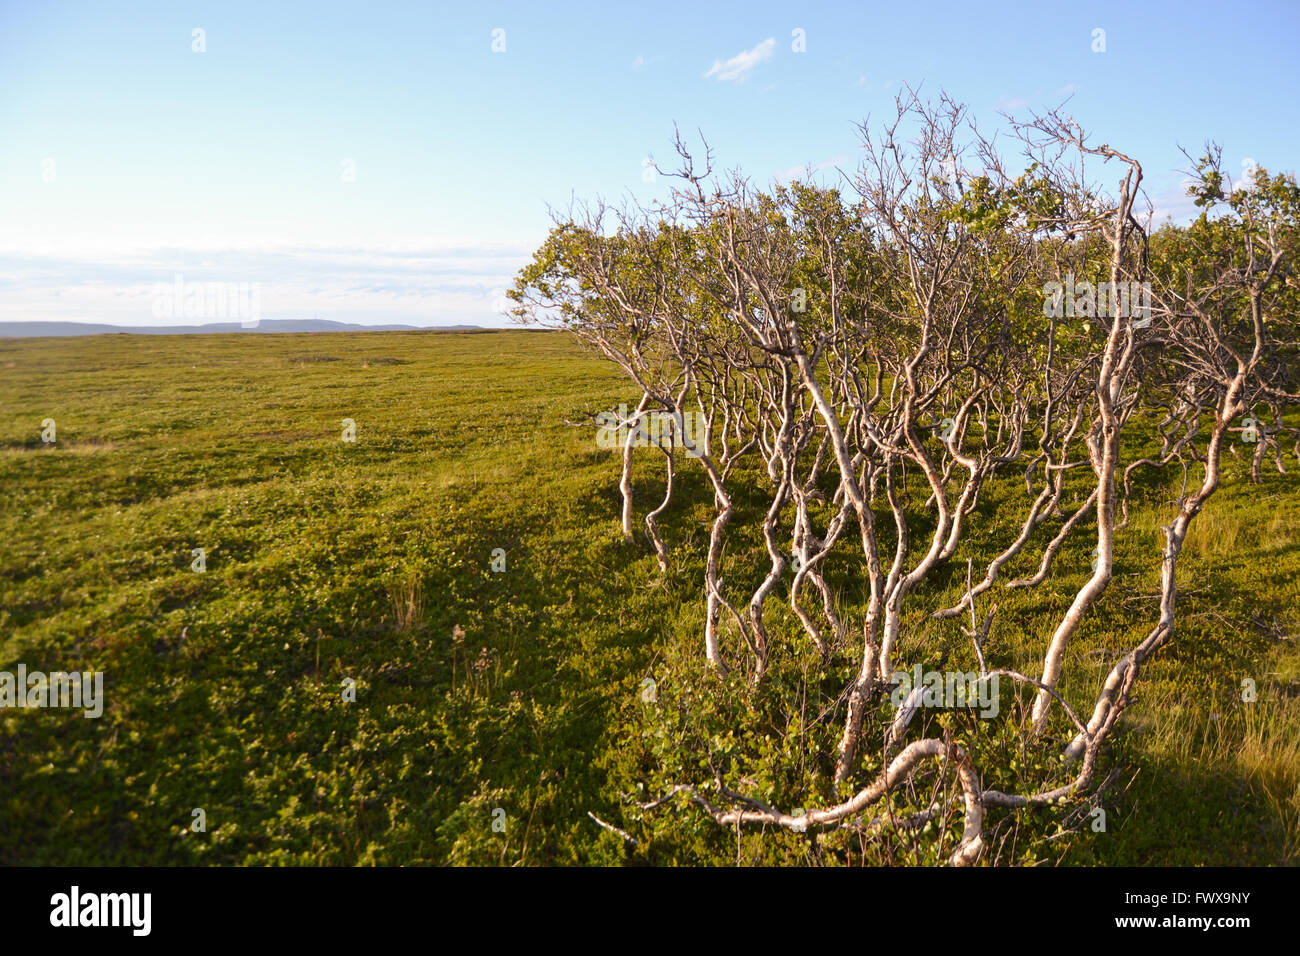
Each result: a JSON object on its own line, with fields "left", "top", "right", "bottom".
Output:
{"left": 0, "top": 319, "right": 485, "bottom": 337}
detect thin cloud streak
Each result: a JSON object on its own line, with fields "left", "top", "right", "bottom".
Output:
{"left": 704, "top": 38, "right": 775, "bottom": 83}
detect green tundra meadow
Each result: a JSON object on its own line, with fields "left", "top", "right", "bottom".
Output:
{"left": 1, "top": 329, "right": 1297, "bottom": 865}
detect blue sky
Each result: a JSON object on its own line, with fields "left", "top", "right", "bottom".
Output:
{"left": 2, "top": 0, "right": 1297, "bottom": 327}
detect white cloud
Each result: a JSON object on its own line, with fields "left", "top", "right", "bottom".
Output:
{"left": 704, "top": 38, "right": 775, "bottom": 83}
{"left": 1146, "top": 179, "right": 1202, "bottom": 226}
{"left": 0, "top": 235, "right": 537, "bottom": 327}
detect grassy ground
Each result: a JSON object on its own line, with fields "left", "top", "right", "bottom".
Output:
{"left": 0, "top": 330, "right": 1296, "bottom": 865}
